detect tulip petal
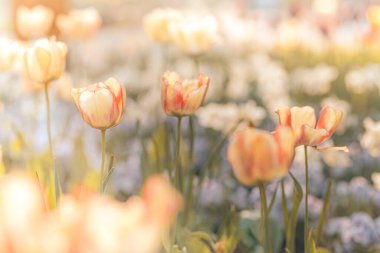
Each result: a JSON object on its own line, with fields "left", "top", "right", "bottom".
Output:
{"left": 314, "top": 146, "right": 349, "bottom": 153}
{"left": 316, "top": 107, "right": 343, "bottom": 144}
{"left": 78, "top": 88, "right": 118, "bottom": 129}
{"left": 276, "top": 106, "right": 291, "bottom": 126}
{"left": 290, "top": 106, "right": 316, "bottom": 129}
{"left": 105, "top": 78, "right": 125, "bottom": 124}
{"left": 273, "top": 125, "right": 296, "bottom": 168}
{"left": 299, "top": 125, "right": 329, "bottom": 146}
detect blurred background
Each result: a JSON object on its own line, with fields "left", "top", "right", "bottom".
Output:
{"left": 1, "top": 0, "right": 380, "bottom": 252}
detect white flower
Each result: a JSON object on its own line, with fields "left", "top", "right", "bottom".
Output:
{"left": 291, "top": 64, "right": 338, "bottom": 96}
{"left": 196, "top": 101, "right": 266, "bottom": 133}
{"left": 345, "top": 64, "right": 380, "bottom": 94}
{"left": 360, "top": 118, "right": 380, "bottom": 157}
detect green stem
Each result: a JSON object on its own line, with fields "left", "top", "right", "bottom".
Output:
{"left": 44, "top": 83, "right": 57, "bottom": 206}
{"left": 183, "top": 168, "right": 195, "bottom": 226}
{"left": 259, "top": 183, "right": 272, "bottom": 253}
{"left": 100, "top": 129, "right": 106, "bottom": 193}
{"left": 175, "top": 116, "right": 183, "bottom": 192}
{"left": 170, "top": 116, "right": 183, "bottom": 252}
{"left": 316, "top": 179, "right": 333, "bottom": 244}
{"left": 304, "top": 145, "right": 309, "bottom": 252}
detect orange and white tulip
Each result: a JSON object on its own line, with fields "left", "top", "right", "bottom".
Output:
{"left": 227, "top": 126, "right": 296, "bottom": 186}
{"left": 57, "top": 8, "right": 102, "bottom": 39}
{"left": 16, "top": 5, "right": 54, "bottom": 39}
{"left": 161, "top": 71, "right": 210, "bottom": 117}
{"left": 276, "top": 106, "right": 348, "bottom": 151}
{"left": 23, "top": 38, "right": 67, "bottom": 84}
{"left": 71, "top": 78, "right": 125, "bottom": 130}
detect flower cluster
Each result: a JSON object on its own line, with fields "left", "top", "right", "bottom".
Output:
{"left": 0, "top": 172, "right": 182, "bottom": 253}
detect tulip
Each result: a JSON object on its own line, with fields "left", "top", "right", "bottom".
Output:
{"left": 71, "top": 78, "right": 125, "bottom": 130}
{"left": 228, "top": 126, "right": 295, "bottom": 253}
{"left": 23, "top": 38, "right": 68, "bottom": 84}
{"left": 143, "top": 8, "right": 182, "bottom": 43}
{"left": 168, "top": 14, "right": 219, "bottom": 55}
{"left": 72, "top": 78, "right": 125, "bottom": 192}
{"left": 276, "top": 106, "right": 348, "bottom": 252}
{"left": 57, "top": 8, "right": 102, "bottom": 39}
{"left": 276, "top": 106, "right": 348, "bottom": 151}
{"left": 16, "top": 5, "right": 54, "bottom": 39}
{"left": 367, "top": 5, "right": 380, "bottom": 28}
{"left": 161, "top": 71, "right": 210, "bottom": 117}
{"left": 227, "top": 126, "right": 295, "bottom": 186}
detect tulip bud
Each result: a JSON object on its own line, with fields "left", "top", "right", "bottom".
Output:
{"left": 16, "top": 5, "right": 54, "bottom": 39}
{"left": 23, "top": 38, "right": 67, "bottom": 84}
{"left": 161, "top": 71, "right": 210, "bottom": 117}
{"left": 57, "top": 8, "right": 102, "bottom": 40}
{"left": 227, "top": 126, "right": 295, "bottom": 186}
{"left": 71, "top": 78, "right": 125, "bottom": 130}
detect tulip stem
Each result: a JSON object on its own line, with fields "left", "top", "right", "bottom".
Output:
{"left": 44, "top": 83, "right": 57, "bottom": 207}
{"left": 175, "top": 116, "right": 183, "bottom": 192}
{"left": 100, "top": 129, "right": 106, "bottom": 193}
{"left": 304, "top": 145, "right": 309, "bottom": 252}
{"left": 259, "top": 183, "right": 272, "bottom": 253}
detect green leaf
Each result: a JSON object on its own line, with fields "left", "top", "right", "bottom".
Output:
{"left": 102, "top": 155, "right": 115, "bottom": 192}
{"left": 286, "top": 172, "right": 303, "bottom": 253}
{"left": 181, "top": 230, "right": 214, "bottom": 253}
{"left": 316, "top": 180, "right": 333, "bottom": 244}
{"left": 268, "top": 182, "right": 279, "bottom": 214}
{"left": 217, "top": 206, "right": 240, "bottom": 253}
{"left": 281, "top": 179, "right": 288, "bottom": 229}
{"left": 239, "top": 210, "right": 283, "bottom": 253}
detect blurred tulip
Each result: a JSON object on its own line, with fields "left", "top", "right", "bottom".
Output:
{"left": 143, "top": 8, "right": 182, "bottom": 43}
{"left": 277, "top": 106, "right": 348, "bottom": 151}
{"left": 16, "top": 5, "right": 54, "bottom": 39}
{"left": 23, "top": 38, "right": 67, "bottom": 84}
{"left": 71, "top": 77, "right": 125, "bottom": 130}
{"left": 161, "top": 71, "right": 210, "bottom": 117}
{"left": 367, "top": 5, "right": 380, "bottom": 28}
{"left": 141, "top": 175, "right": 183, "bottom": 228}
{"left": 0, "top": 39, "right": 18, "bottom": 72}
{"left": 57, "top": 8, "right": 102, "bottom": 40}
{"left": 227, "top": 126, "right": 295, "bottom": 186}
{"left": 168, "top": 14, "right": 219, "bottom": 55}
